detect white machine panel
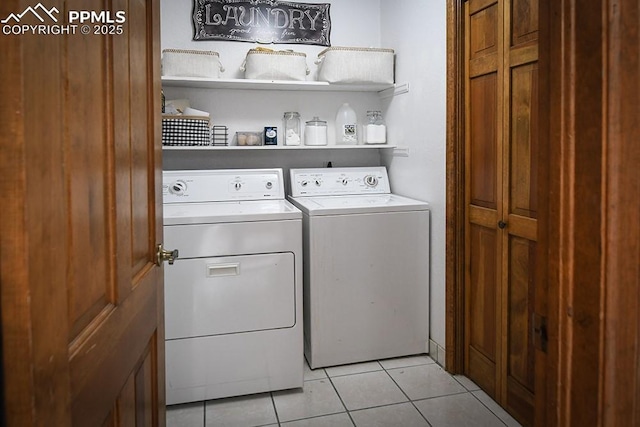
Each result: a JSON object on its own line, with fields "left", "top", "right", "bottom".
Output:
{"left": 290, "top": 167, "right": 391, "bottom": 197}
{"left": 164, "top": 169, "right": 285, "bottom": 203}
{"left": 165, "top": 252, "right": 295, "bottom": 340}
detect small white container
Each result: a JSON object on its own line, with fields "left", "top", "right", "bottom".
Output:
{"left": 304, "top": 117, "right": 328, "bottom": 146}
{"left": 284, "top": 112, "right": 302, "bottom": 146}
{"left": 363, "top": 111, "right": 387, "bottom": 144}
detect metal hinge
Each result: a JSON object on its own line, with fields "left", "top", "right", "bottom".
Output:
{"left": 533, "top": 313, "right": 548, "bottom": 353}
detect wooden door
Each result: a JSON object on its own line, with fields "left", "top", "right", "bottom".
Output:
{"left": 0, "top": 0, "right": 164, "bottom": 425}
{"left": 464, "top": 0, "right": 540, "bottom": 424}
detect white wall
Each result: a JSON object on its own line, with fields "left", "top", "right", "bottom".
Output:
{"left": 160, "top": 0, "right": 448, "bottom": 357}
{"left": 379, "top": 1, "right": 447, "bottom": 352}
{"left": 161, "top": 0, "right": 382, "bottom": 80}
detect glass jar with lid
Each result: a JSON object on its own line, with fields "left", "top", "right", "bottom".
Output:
{"left": 364, "top": 110, "right": 386, "bottom": 144}
{"left": 283, "top": 112, "right": 301, "bottom": 146}
{"left": 304, "top": 116, "right": 328, "bottom": 146}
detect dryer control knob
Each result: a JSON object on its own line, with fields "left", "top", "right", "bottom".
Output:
{"left": 341, "top": 178, "right": 349, "bottom": 186}
{"left": 265, "top": 181, "right": 273, "bottom": 190}
{"left": 169, "top": 180, "right": 187, "bottom": 195}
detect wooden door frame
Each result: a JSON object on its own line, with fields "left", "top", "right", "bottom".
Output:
{"left": 445, "top": 0, "right": 467, "bottom": 375}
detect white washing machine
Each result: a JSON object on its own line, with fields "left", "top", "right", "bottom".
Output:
{"left": 288, "top": 166, "right": 430, "bottom": 369}
{"left": 163, "top": 169, "right": 303, "bottom": 405}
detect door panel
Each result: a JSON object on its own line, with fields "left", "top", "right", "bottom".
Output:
{"left": 467, "top": 224, "right": 499, "bottom": 396}
{"left": 510, "top": 64, "right": 539, "bottom": 219}
{"left": 511, "top": 0, "right": 538, "bottom": 46}
{"left": 507, "top": 237, "right": 536, "bottom": 390}
{"left": 469, "top": 2, "right": 499, "bottom": 59}
{"left": 469, "top": 74, "right": 499, "bottom": 210}
{"left": 65, "top": 6, "right": 111, "bottom": 338}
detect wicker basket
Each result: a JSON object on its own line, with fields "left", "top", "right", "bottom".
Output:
{"left": 241, "top": 49, "right": 309, "bottom": 81}
{"left": 162, "top": 116, "right": 211, "bottom": 146}
{"left": 316, "top": 47, "right": 395, "bottom": 84}
{"left": 162, "top": 49, "right": 225, "bottom": 78}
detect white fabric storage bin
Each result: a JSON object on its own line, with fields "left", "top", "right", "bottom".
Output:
{"left": 162, "top": 49, "right": 225, "bottom": 78}
{"left": 316, "top": 47, "right": 395, "bottom": 84}
{"left": 241, "top": 49, "right": 309, "bottom": 81}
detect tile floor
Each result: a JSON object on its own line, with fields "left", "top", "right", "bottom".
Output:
{"left": 166, "top": 354, "right": 522, "bottom": 427}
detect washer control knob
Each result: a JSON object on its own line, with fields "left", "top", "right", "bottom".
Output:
{"left": 169, "top": 180, "right": 187, "bottom": 195}
{"left": 301, "top": 180, "right": 308, "bottom": 187}
{"left": 265, "top": 181, "right": 273, "bottom": 190}
{"left": 341, "top": 178, "right": 349, "bottom": 186}
{"left": 364, "top": 175, "right": 378, "bottom": 187}
{"left": 314, "top": 179, "right": 322, "bottom": 186}
{"left": 234, "top": 182, "right": 242, "bottom": 191}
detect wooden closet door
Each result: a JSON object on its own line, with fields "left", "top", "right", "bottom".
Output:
{"left": 464, "top": 0, "right": 539, "bottom": 424}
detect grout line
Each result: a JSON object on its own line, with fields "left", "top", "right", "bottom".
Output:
{"left": 269, "top": 391, "right": 282, "bottom": 426}
{"left": 468, "top": 390, "right": 517, "bottom": 427}
{"left": 380, "top": 364, "right": 432, "bottom": 427}
{"left": 325, "top": 373, "right": 357, "bottom": 426}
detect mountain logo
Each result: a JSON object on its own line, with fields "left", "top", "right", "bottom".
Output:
{"left": 1, "top": 3, "right": 59, "bottom": 24}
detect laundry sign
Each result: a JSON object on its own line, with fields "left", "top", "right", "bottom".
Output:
{"left": 193, "top": 0, "right": 331, "bottom": 46}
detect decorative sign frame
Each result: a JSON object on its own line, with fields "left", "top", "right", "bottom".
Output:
{"left": 193, "top": 0, "right": 331, "bottom": 46}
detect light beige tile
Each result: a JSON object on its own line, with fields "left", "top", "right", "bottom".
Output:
{"left": 472, "top": 390, "right": 522, "bottom": 427}
{"left": 454, "top": 375, "right": 481, "bottom": 391}
{"left": 378, "top": 355, "right": 435, "bottom": 370}
{"left": 414, "top": 393, "right": 505, "bottom": 427}
{"left": 304, "top": 360, "right": 328, "bottom": 381}
{"left": 387, "top": 364, "right": 465, "bottom": 400}
{"left": 325, "top": 361, "right": 383, "bottom": 377}
{"left": 272, "top": 379, "right": 345, "bottom": 422}
{"left": 205, "top": 393, "right": 277, "bottom": 426}
{"left": 282, "top": 412, "right": 354, "bottom": 427}
{"left": 351, "top": 402, "right": 429, "bottom": 427}
{"left": 331, "top": 371, "right": 408, "bottom": 411}
{"left": 166, "top": 402, "right": 204, "bottom": 427}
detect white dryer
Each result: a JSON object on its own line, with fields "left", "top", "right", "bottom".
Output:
{"left": 163, "top": 169, "right": 303, "bottom": 405}
{"left": 288, "top": 167, "right": 430, "bottom": 369}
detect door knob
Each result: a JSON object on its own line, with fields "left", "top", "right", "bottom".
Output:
{"left": 156, "top": 244, "right": 179, "bottom": 266}
{"left": 498, "top": 220, "right": 507, "bottom": 229}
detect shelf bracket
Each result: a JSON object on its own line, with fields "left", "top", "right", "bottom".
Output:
{"left": 379, "top": 83, "right": 409, "bottom": 99}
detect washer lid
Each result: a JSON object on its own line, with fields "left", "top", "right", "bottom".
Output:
{"left": 288, "top": 194, "right": 429, "bottom": 216}
{"left": 163, "top": 199, "right": 301, "bottom": 225}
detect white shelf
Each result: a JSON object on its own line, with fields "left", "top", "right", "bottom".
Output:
{"left": 161, "top": 76, "right": 394, "bottom": 92}
{"left": 163, "top": 144, "right": 396, "bottom": 151}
